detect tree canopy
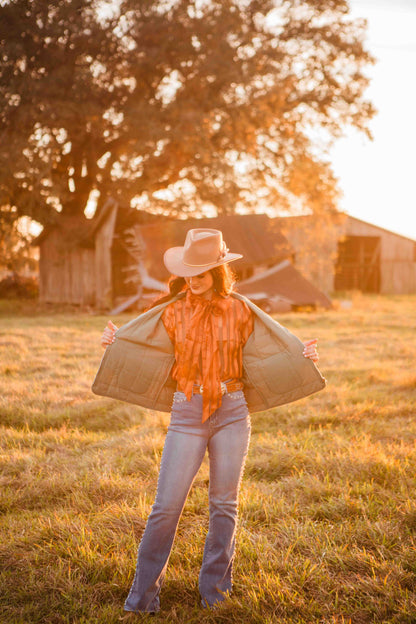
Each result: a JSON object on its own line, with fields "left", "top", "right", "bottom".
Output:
{"left": 0, "top": 0, "right": 375, "bottom": 227}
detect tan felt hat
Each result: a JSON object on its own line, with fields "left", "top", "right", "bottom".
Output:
{"left": 163, "top": 228, "right": 243, "bottom": 277}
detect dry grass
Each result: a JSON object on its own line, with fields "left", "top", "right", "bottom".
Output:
{"left": 1, "top": 294, "right": 416, "bottom": 623}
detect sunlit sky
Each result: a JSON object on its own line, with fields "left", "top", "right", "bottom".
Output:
{"left": 330, "top": 0, "right": 416, "bottom": 240}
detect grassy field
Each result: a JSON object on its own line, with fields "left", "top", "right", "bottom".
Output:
{"left": 1, "top": 294, "right": 416, "bottom": 624}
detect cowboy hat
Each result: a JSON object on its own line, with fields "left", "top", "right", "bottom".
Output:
{"left": 163, "top": 229, "right": 242, "bottom": 277}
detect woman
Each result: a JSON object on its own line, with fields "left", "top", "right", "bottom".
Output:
{"left": 94, "top": 228, "right": 323, "bottom": 616}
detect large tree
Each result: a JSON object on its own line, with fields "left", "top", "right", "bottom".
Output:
{"left": 0, "top": 207, "right": 35, "bottom": 272}
{"left": 0, "top": 0, "right": 375, "bottom": 227}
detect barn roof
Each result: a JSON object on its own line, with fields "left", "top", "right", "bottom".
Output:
{"left": 278, "top": 213, "right": 416, "bottom": 245}
{"left": 237, "top": 260, "right": 332, "bottom": 309}
{"left": 34, "top": 201, "right": 165, "bottom": 247}
{"left": 344, "top": 214, "right": 416, "bottom": 243}
{"left": 34, "top": 214, "right": 95, "bottom": 247}
{"left": 139, "top": 213, "right": 293, "bottom": 279}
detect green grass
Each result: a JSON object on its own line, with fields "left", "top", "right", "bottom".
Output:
{"left": 1, "top": 294, "right": 416, "bottom": 623}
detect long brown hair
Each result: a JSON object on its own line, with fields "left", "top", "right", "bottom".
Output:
{"left": 148, "top": 264, "right": 236, "bottom": 309}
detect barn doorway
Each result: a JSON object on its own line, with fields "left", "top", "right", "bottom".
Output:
{"left": 334, "top": 236, "right": 381, "bottom": 293}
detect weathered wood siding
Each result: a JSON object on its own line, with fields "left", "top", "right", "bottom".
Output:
{"left": 39, "top": 231, "right": 95, "bottom": 305}
{"left": 280, "top": 215, "right": 416, "bottom": 295}
{"left": 345, "top": 217, "right": 416, "bottom": 294}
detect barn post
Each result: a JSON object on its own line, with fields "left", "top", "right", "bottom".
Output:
{"left": 94, "top": 201, "right": 118, "bottom": 309}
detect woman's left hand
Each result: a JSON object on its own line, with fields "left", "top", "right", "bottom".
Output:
{"left": 303, "top": 338, "right": 319, "bottom": 363}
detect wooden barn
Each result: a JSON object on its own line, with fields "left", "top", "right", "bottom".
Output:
{"left": 37, "top": 214, "right": 98, "bottom": 307}
{"left": 35, "top": 203, "right": 331, "bottom": 310}
{"left": 36, "top": 201, "right": 162, "bottom": 308}
{"left": 279, "top": 214, "right": 416, "bottom": 295}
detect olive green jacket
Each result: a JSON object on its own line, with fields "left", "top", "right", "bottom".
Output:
{"left": 92, "top": 292, "right": 326, "bottom": 413}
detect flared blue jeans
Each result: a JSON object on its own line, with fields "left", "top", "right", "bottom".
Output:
{"left": 124, "top": 389, "right": 251, "bottom": 613}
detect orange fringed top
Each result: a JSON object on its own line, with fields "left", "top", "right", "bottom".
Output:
{"left": 162, "top": 289, "right": 254, "bottom": 422}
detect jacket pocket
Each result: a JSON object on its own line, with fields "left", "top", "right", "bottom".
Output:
{"left": 102, "top": 341, "right": 173, "bottom": 401}
{"left": 250, "top": 352, "right": 303, "bottom": 396}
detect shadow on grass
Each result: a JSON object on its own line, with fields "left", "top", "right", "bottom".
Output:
{"left": 0, "top": 401, "right": 149, "bottom": 433}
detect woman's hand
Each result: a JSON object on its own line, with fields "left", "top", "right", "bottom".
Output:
{"left": 101, "top": 320, "right": 118, "bottom": 349}
{"left": 302, "top": 338, "right": 319, "bottom": 363}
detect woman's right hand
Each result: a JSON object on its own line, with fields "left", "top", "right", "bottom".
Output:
{"left": 101, "top": 320, "right": 118, "bottom": 349}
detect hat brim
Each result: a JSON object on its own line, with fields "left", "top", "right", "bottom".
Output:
{"left": 163, "top": 247, "right": 243, "bottom": 277}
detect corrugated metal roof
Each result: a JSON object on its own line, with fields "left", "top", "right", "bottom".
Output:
{"left": 237, "top": 260, "right": 332, "bottom": 309}
{"left": 34, "top": 202, "right": 166, "bottom": 247}
{"left": 139, "top": 214, "right": 293, "bottom": 279}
